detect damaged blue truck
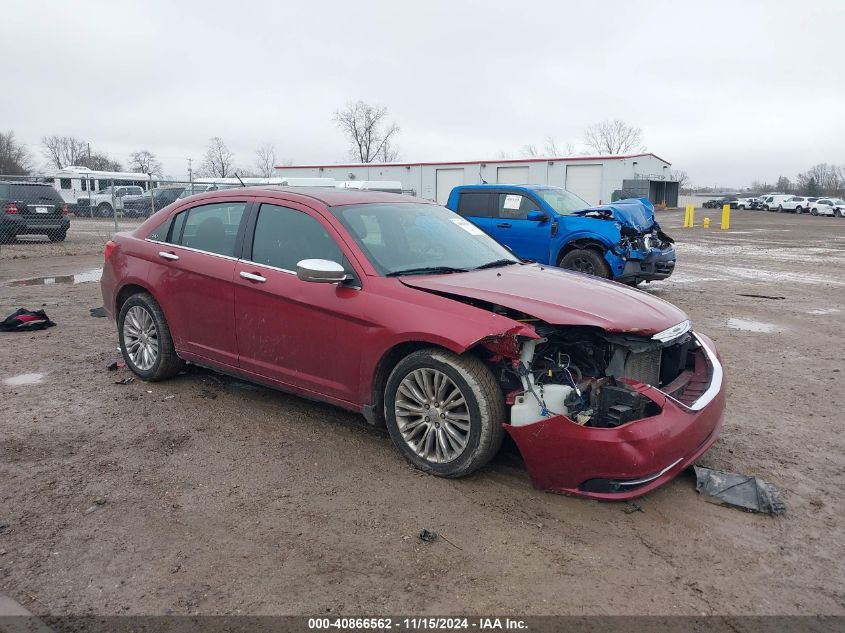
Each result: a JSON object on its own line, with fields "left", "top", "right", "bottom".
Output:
{"left": 446, "top": 184, "right": 676, "bottom": 285}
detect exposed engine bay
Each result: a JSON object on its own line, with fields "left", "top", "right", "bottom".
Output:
{"left": 481, "top": 322, "right": 701, "bottom": 429}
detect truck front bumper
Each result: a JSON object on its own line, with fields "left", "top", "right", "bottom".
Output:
{"left": 608, "top": 246, "right": 676, "bottom": 283}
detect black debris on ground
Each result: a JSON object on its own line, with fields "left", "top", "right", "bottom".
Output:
{"left": 694, "top": 465, "right": 786, "bottom": 516}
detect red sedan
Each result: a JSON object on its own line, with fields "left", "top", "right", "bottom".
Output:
{"left": 101, "top": 187, "right": 724, "bottom": 499}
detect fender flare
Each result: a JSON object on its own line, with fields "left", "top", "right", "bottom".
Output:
{"left": 555, "top": 236, "right": 613, "bottom": 266}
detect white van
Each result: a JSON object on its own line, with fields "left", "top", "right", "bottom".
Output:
{"left": 760, "top": 194, "right": 792, "bottom": 212}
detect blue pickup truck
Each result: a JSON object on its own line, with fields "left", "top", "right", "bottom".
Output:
{"left": 445, "top": 184, "right": 676, "bottom": 284}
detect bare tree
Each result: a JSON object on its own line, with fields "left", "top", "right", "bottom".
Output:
{"left": 775, "top": 176, "right": 793, "bottom": 193}
{"left": 0, "top": 131, "right": 32, "bottom": 175}
{"left": 669, "top": 169, "right": 690, "bottom": 190}
{"left": 199, "top": 137, "right": 235, "bottom": 178}
{"left": 544, "top": 136, "right": 576, "bottom": 156}
{"left": 83, "top": 153, "right": 122, "bottom": 171}
{"left": 797, "top": 163, "right": 842, "bottom": 196}
{"left": 520, "top": 144, "right": 540, "bottom": 157}
{"left": 583, "top": 119, "right": 644, "bottom": 155}
{"left": 129, "top": 150, "right": 162, "bottom": 176}
{"left": 333, "top": 100, "right": 400, "bottom": 163}
{"left": 42, "top": 135, "right": 88, "bottom": 169}
{"left": 254, "top": 144, "right": 277, "bottom": 178}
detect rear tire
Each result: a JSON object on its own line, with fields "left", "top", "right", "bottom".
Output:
{"left": 777, "top": 205, "right": 784, "bottom": 212}
{"left": 48, "top": 230, "right": 67, "bottom": 242}
{"left": 560, "top": 248, "right": 612, "bottom": 278}
{"left": 384, "top": 348, "right": 505, "bottom": 478}
{"left": 796, "top": 206, "right": 803, "bottom": 214}
{"left": 118, "top": 292, "right": 184, "bottom": 381}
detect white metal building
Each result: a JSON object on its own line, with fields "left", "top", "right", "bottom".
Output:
{"left": 275, "top": 153, "right": 672, "bottom": 206}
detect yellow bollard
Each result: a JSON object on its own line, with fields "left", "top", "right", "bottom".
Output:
{"left": 683, "top": 203, "right": 695, "bottom": 228}
{"left": 721, "top": 204, "right": 731, "bottom": 230}
{"left": 703, "top": 217, "right": 711, "bottom": 228}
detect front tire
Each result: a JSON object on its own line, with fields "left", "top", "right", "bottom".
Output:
{"left": 559, "top": 248, "right": 611, "bottom": 278}
{"left": 384, "top": 348, "right": 505, "bottom": 478}
{"left": 811, "top": 208, "right": 818, "bottom": 216}
{"left": 97, "top": 203, "right": 113, "bottom": 217}
{"left": 118, "top": 292, "right": 184, "bottom": 381}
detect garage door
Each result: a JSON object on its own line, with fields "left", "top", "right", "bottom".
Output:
{"left": 565, "top": 164, "right": 603, "bottom": 205}
{"left": 435, "top": 168, "right": 464, "bottom": 205}
{"left": 497, "top": 166, "right": 529, "bottom": 184}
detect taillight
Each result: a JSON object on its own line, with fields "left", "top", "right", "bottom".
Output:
{"left": 104, "top": 240, "right": 117, "bottom": 262}
{"left": 62, "top": 204, "right": 68, "bottom": 216}
{"left": 4, "top": 202, "right": 19, "bottom": 215}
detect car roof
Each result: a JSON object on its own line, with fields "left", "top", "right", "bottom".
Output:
{"left": 180, "top": 185, "right": 435, "bottom": 207}
{"left": 453, "top": 184, "right": 557, "bottom": 192}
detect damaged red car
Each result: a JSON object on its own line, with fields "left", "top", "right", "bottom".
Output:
{"left": 101, "top": 187, "right": 725, "bottom": 499}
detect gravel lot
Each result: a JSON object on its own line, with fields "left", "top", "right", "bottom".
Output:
{"left": 1, "top": 211, "right": 843, "bottom": 616}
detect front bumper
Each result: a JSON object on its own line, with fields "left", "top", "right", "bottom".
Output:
{"left": 610, "top": 246, "right": 676, "bottom": 283}
{"left": 505, "top": 333, "right": 725, "bottom": 500}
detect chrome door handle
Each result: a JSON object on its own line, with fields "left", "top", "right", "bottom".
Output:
{"left": 240, "top": 271, "right": 267, "bottom": 283}
{"left": 158, "top": 251, "right": 179, "bottom": 261}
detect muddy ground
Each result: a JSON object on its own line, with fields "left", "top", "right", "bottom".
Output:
{"left": 0, "top": 212, "right": 843, "bottom": 616}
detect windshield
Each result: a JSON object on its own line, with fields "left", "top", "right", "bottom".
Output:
{"left": 536, "top": 187, "right": 590, "bottom": 214}
{"left": 330, "top": 202, "right": 520, "bottom": 276}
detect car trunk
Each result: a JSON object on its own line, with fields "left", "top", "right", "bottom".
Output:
{"left": 12, "top": 185, "right": 64, "bottom": 220}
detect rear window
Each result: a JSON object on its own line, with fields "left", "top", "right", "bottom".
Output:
{"left": 3, "top": 184, "right": 63, "bottom": 202}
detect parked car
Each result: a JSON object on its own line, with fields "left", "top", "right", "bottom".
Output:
{"left": 446, "top": 185, "right": 675, "bottom": 285}
{"left": 735, "top": 197, "right": 755, "bottom": 209}
{"left": 101, "top": 186, "right": 725, "bottom": 499}
{"left": 760, "top": 194, "right": 792, "bottom": 211}
{"left": 810, "top": 198, "right": 844, "bottom": 217}
{"left": 703, "top": 196, "right": 738, "bottom": 209}
{"left": 122, "top": 186, "right": 186, "bottom": 218}
{"left": 0, "top": 181, "right": 70, "bottom": 242}
{"left": 76, "top": 185, "right": 145, "bottom": 217}
{"left": 780, "top": 196, "right": 815, "bottom": 213}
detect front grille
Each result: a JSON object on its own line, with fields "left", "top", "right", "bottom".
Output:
{"left": 624, "top": 349, "right": 661, "bottom": 386}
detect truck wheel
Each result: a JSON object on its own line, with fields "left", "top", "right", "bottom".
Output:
{"left": 97, "top": 203, "right": 113, "bottom": 217}
{"left": 384, "top": 348, "right": 505, "bottom": 478}
{"left": 560, "top": 248, "right": 611, "bottom": 278}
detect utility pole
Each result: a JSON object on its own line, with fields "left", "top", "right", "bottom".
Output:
{"left": 187, "top": 158, "right": 193, "bottom": 194}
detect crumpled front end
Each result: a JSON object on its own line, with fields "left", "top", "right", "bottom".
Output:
{"left": 577, "top": 198, "right": 676, "bottom": 283}
{"left": 481, "top": 322, "right": 724, "bottom": 500}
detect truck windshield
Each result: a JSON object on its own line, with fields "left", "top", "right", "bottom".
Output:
{"left": 536, "top": 188, "right": 590, "bottom": 214}
{"left": 331, "top": 202, "right": 520, "bottom": 276}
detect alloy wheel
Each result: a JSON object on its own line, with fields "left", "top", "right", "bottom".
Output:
{"left": 394, "top": 368, "right": 471, "bottom": 463}
{"left": 123, "top": 305, "right": 159, "bottom": 371}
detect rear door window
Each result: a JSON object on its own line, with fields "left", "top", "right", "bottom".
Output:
{"left": 171, "top": 202, "right": 247, "bottom": 257}
{"left": 496, "top": 192, "right": 540, "bottom": 220}
{"left": 457, "top": 192, "right": 492, "bottom": 217}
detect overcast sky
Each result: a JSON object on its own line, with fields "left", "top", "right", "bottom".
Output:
{"left": 3, "top": 0, "right": 843, "bottom": 186}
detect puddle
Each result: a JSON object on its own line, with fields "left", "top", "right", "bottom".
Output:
{"left": 726, "top": 318, "right": 781, "bottom": 333}
{"left": 5, "top": 268, "right": 102, "bottom": 287}
{"left": 3, "top": 372, "right": 46, "bottom": 386}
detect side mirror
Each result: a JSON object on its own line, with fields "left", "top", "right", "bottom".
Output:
{"left": 296, "top": 259, "right": 348, "bottom": 284}
{"left": 526, "top": 210, "right": 548, "bottom": 222}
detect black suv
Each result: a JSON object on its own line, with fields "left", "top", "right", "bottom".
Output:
{"left": 1, "top": 181, "right": 70, "bottom": 242}
{"left": 703, "top": 196, "right": 738, "bottom": 209}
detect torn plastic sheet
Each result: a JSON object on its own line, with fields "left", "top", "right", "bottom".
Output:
{"left": 694, "top": 465, "right": 785, "bottom": 515}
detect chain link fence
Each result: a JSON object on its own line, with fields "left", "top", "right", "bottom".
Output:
{"left": 0, "top": 173, "right": 279, "bottom": 260}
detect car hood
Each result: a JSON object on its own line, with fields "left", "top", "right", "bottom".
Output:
{"left": 400, "top": 263, "right": 688, "bottom": 335}
{"left": 573, "top": 197, "right": 656, "bottom": 232}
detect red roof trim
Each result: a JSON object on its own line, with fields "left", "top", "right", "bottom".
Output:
{"left": 274, "top": 152, "right": 671, "bottom": 170}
